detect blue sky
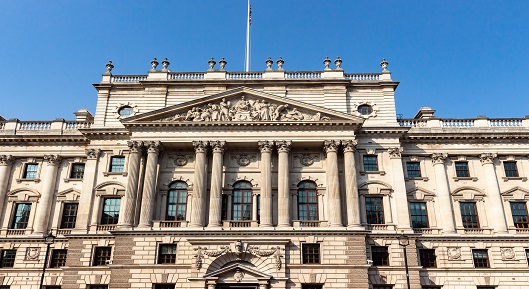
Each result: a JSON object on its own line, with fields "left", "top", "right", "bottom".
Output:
{"left": 0, "top": 1, "right": 528, "bottom": 120}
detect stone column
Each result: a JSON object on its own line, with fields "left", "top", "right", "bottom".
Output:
{"left": 138, "top": 141, "right": 163, "bottom": 228}
{"left": 208, "top": 141, "right": 225, "bottom": 227}
{"left": 74, "top": 149, "right": 101, "bottom": 233}
{"left": 324, "top": 140, "right": 343, "bottom": 227}
{"left": 388, "top": 147, "right": 412, "bottom": 230}
{"left": 480, "top": 153, "right": 508, "bottom": 234}
{"left": 342, "top": 140, "right": 363, "bottom": 229}
{"left": 0, "top": 155, "right": 14, "bottom": 216}
{"left": 33, "top": 155, "right": 62, "bottom": 235}
{"left": 431, "top": 153, "right": 456, "bottom": 234}
{"left": 276, "top": 140, "right": 291, "bottom": 227}
{"left": 118, "top": 141, "right": 144, "bottom": 229}
{"left": 190, "top": 141, "right": 208, "bottom": 227}
{"left": 258, "top": 141, "right": 274, "bottom": 227}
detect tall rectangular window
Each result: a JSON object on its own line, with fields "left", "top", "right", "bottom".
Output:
{"left": 154, "top": 284, "right": 175, "bottom": 289}
{"left": 419, "top": 249, "right": 437, "bottom": 268}
{"left": 363, "top": 155, "right": 378, "bottom": 171}
{"left": 504, "top": 161, "right": 519, "bottom": 177}
{"left": 50, "top": 249, "right": 67, "bottom": 268}
{"left": 10, "top": 203, "right": 32, "bottom": 229}
{"left": 301, "top": 285, "right": 323, "bottom": 289}
{"left": 302, "top": 244, "right": 320, "bottom": 264}
{"left": 373, "top": 286, "right": 394, "bottom": 289}
{"left": 70, "top": 163, "right": 85, "bottom": 179}
{"left": 92, "top": 247, "right": 112, "bottom": 266}
{"left": 472, "top": 249, "right": 490, "bottom": 268}
{"left": 365, "top": 197, "right": 384, "bottom": 224}
{"left": 109, "top": 156, "right": 125, "bottom": 173}
{"left": 158, "top": 244, "right": 177, "bottom": 264}
{"left": 60, "top": 203, "right": 78, "bottom": 229}
{"left": 525, "top": 249, "right": 529, "bottom": 265}
{"left": 89, "top": 286, "right": 108, "bottom": 289}
{"left": 406, "top": 162, "right": 421, "bottom": 178}
{"left": 166, "top": 182, "right": 188, "bottom": 221}
{"left": 409, "top": 202, "right": 428, "bottom": 228}
{"left": 455, "top": 161, "right": 470, "bottom": 177}
{"left": 460, "top": 202, "right": 480, "bottom": 228}
{"left": 0, "top": 250, "right": 16, "bottom": 268}
{"left": 371, "top": 246, "right": 389, "bottom": 266}
{"left": 23, "top": 163, "right": 38, "bottom": 179}
{"left": 100, "top": 198, "right": 120, "bottom": 225}
{"left": 510, "top": 202, "right": 529, "bottom": 228}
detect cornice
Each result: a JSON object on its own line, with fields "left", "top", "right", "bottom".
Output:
{"left": 79, "top": 128, "right": 131, "bottom": 140}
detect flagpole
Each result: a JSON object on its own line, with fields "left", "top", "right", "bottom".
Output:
{"left": 245, "top": 0, "right": 251, "bottom": 72}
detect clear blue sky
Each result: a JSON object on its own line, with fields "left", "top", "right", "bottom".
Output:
{"left": 1, "top": 1, "right": 528, "bottom": 120}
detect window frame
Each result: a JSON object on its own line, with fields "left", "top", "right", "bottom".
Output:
{"left": 365, "top": 196, "right": 384, "bottom": 224}
{"left": 454, "top": 161, "right": 470, "bottom": 178}
{"left": 363, "top": 155, "right": 379, "bottom": 172}
{"left": 100, "top": 197, "right": 121, "bottom": 225}
{"left": 460, "top": 202, "right": 480, "bottom": 229}
{"left": 302, "top": 243, "right": 321, "bottom": 264}
{"left": 0, "top": 250, "right": 16, "bottom": 268}
{"left": 510, "top": 202, "right": 529, "bottom": 228}
{"left": 166, "top": 181, "right": 188, "bottom": 221}
{"left": 23, "top": 163, "right": 39, "bottom": 179}
{"left": 69, "top": 163, "right": 85, "bottom": 179}
{"left": 50, "top": 249, "right": 67, "bottom": 268}
{"left": 406, "top": 162, "right": 422, "bottom": 178}
{"left": 297, "top": 181, "right": 319, "bottom": 221}
{"left": 92, "top": 246, "right": 112, "bottom": 266}
{"left": 109, "top": 156, "right": 125, "bottom": 173}
{"left": 157, "top": 244, "right": 177, "bottom": 264}
{"left": 10, "top": 203, "right": 32, "bottom": 229}
{"left": 153, "top": 284, "right": 176, "bottom": 289}
{"left": 371, "top": 246, "right": 389, "bottom": 266}
{"left": 409, "top": 202, "right": 429, "bottom": 228}
{"left": 472, "top": 249, "right": 490, "bottom": 268}
{"left": 232, "top": 181, "right": 253, "bottom": 221}
{"left": 59, "top": 202, "right": 79, "bottom": 229}
{"left": 503, "top": 161, "right": 519, "bottom": 178}
{"left": 419, "top": 249, "right": 437, "bottom": 268}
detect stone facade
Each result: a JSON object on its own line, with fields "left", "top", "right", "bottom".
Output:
{"left": 0, "top": 58, "right": 528, "bottom": 289}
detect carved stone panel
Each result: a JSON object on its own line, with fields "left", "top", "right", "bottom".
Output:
{"left": 228, "top": 153, "right": 258, "bottom": 169}
{"left": 293, "top": 153, "right": 322, "bottom": 169}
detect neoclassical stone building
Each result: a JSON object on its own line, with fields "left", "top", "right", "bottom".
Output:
{"left": 0, "top": 57, "right": 528, "bottom": 289}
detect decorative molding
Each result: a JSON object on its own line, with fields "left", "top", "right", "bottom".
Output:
{"left": 447, "top": 247, "right": 461, "bottom": 261}
{"left": 275, "top": 140, "right": 292, "bottom": 153}
{"left": 231, "top": 154, "right": 256, "bottom": 167}
{"left": 192, "top": 141, "right": 209, "bottom": 153}
{"left": 146, "top": 141, "right": 163, "bottom": 154}
{"left": 0, "top": 155, "right": 14, "bottom": 166}
{"left": 294, "top": 154, "right": 320, "bottom": 167}
{"left": 25, "top": 247, "right": 40, "bottom": 261}
{"left": 127, "top": 141, "right": 144, "bottom": 154}
{"left": 44, "top": 154, "right": 62, "bottom": 166}
{"left": 352, "top": 101, "right": 379, "bottom": 118}
{"left": 500, "top": 247, "right": 515, "bottom": 261}
{"left": 193, "top": 245, "right": 231, "bottom": 270}
{"left": 342, "top": 140, "right": 358, "bottom": 152}
{"left": 387, "top": 147, "right": 403, "bottom": 159}
{"left": 323, "top": 140, "right": 340, "bottom": 153}
{"left": 479, "top": 153, "right": 497, "bottom": 165}
{"left": 431, "top": 153, "right": 448, "bottom": 165}
{"left": 210, "top": 141, "right": 226, "bottom": 154}
{"left": 85, "top": 149, "right": 101, "bottom": 160}
{"left": 257, "top": 140, "right": 274, "bottom": 153}
{"left": 169, "top": 155, "right": 191, "bottom": 167}
{"left": 114, "top": 102, "right": 139, "bottom": 119}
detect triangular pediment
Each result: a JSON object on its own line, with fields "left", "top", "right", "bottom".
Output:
{"left": 122, "top": 87, "right": 364, "bottom": 125}
{"left": 204, "top": 262, "right": 272, "bottom": 280}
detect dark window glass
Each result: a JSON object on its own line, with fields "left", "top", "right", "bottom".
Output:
{"left": 118, "top": 106, "right": 134, "bottom": 117}
{"left": 221, "top": 194, "right": 228, "bottom": 220}
{"left": 366, "top": 197, "right": 384, "bottom": 224}
{"left": 232, "top": 181, "right": 252, "bottom": 221}
{"left": 0, "top": 286, "right": 9, "bottom": 289}
{"left": 0, "top": 250, "right": 16, "bottom": 267}
{"left": 372, "top": 246, "right": 389, "bottom": 266}
{"left": 373, "top": 286, "right": 394, "bottom": 289}
{"left": 472, "top": 249, "right": 490, "bottom": 268}
{"left": 10, "top": 203, "right": 31, "bottom": 229}
{"left": 455, "top": 161, "right": 470, "bottom": 177}
{"left": 357, "top": 104, "right": 373, "bottom": 115}
{"left": 92, "top": 247, "right": 112, "bottom": 266}
{"left": 410, "top": 202, "right": 428, "bottom": 228}
{"left": 109, "top": 156, "right": 125, "bottom": 172}
{"left": 301, "top": 285, "right": 323, "bottom": 289}
{"left": 419, "top": 249, "right": 437, "bottom": 268}
{"left": 60, "top": 203, "right": 78, "bottom": 229}
{"left": 363, "top": 155, "right": 378, "bottom": 171}
{"left": 100, "top": 198, "right": 120, "bottom": 225}
{"left": 504, "top": 161, "right": 519, "bottom": 177}
{"left": 526, "top": 249, "right": 529, "bottom": 265}
{"left": 511, "top": 202, "right": 529, "bottom": 228}
{"left": 460, "top": 202, "right": 480, "bottom": 228}
{"left": 421, "top": 287, "right": 441, "bottom": 289}
{"left": 406, "top": 162, "right": 421, "bottom": 178}
{"left": 50, "top": 249, "right": 67, "bottom": 268}
{"left": 23, "top": 163, "right": 38, "bottom": 179}
{"left": 476, "top": 287, "right": 495, "bottom": 289}
{"left": 89, "top": 286, "right": 108, "bottom": 289}
{"left": 158, "top": 244, "right": 177, "bottom": 264}
{"left": 154, "top": 285, "right": 175, "bottom": 289}
{"left": 70, "top": 163, "right": 85, "bottom": 179}
{"left": 302, "top": 243, "right": 320, "bottom": 264}
{"left": 298, "top": 181, "right": 318, "bottom": 221}
{"left": 46, "top": 287, "right": 62, "bottom": 289}
{"left": 166, "top": 181, "right": 187, "bottom": 221}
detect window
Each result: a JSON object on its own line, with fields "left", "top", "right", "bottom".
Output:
{"left": 410, "top": 202, "right": 428, "bottom": 228}
{"left": 298, "top": 181, "right": 318, "bottom": 221}
{"left": 302, "top": 243, "right": 320, "bottom": 264}
{"left": 357, "top": 104, "right": 373, "bottom": 115}
{"left": 109, "top": 156, "right": 125, "bottom": 173}
{"left": 472, "top": 249, "right": 490, "bottom": 268}
{"left": 46, "top": 287, "right": 61, "bottom": 289}
{"left": 118, "top": 106, "right": 134, "bottom": 117}
{"left": 365, "top": 197, "right": 384, "bottom": 224}
{"left": 10, "top": 203, "right": 32, "bottom": 229}
{"left": 526, "top": 249, "right": 529, "bottom": 265}
{"left": 232, "top": 181, "right": 252, "bottom": 221}
{"left": 301, "top": 285, "right": 322, "bottom": 289}
{"left": 100, "top": 198, "right": 120, "bottom": 225}
{"left": 476, "top": 287, "right": 495, "bottom": 289}
{"left": 373, "top": 286, "right": 394, "bottom": 289}
{"left": 166, "top": 181, "right": 187, "bottom": 221}
{"left": 23, "top": 163, "right": 38, "bottom": 179}
{"left": 0, "top": 250, "right": 16, "bottom": 267}
{"left": 92, "top": 247, "right": 112, "bottom": 266}
{"left": 460, "top": 202, "right": 480, "bottom": 228}
{"left": 455, "top": 161, "right": 470, "bottom": 177}
{"left": 421, "top": 287, "right": 441, "bottom": 289}
{"left": 504, "top": 161, "right": 519, "bottom": 177}
{"left": 406, "top": 162, "right": 421, "bottom": 178}
{"left": 511, "top": 202, "right": 529, "bottom": 228}
{"left": 154, "top": 285, "right": 175, "bottom": 289}
{"left": 363, "top": 155, "right": 378, "bottom": 171}
{"left": 50, "top": 249, "right": 67, "bottom": 268}
{"left": 69, "top": 163, "right": 85, "bottom": 179}
{"left": 60, "top": 203, "right": 78, "bottom": 229}
{"left": 371, "top": 246, "right": 389, "bottom": 266}
{"left": 89, "top": 286, "right": 108, "bottom": 289}
{"left": 419, "top": 249, "right": 437, "bottom": 268}
{"left": 158, "top": 244, "right": 177, "bottom": 264}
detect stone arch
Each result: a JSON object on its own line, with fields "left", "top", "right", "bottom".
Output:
{"left": 358, "top": 180, "right": 393, "bottom": 196}
{"left": 94, "top": 181, "right": 126, "bottom": 197}
{"left": 452, "top": 186, "right": 485, "bottom": 201}
{"left": 407, "top": 186, "right": 436, "bottom": 201}
{"left": 57, "top": 188, "right": 81, "bottom": 202}
{"left": 206, "top": 252, "right": 274, "bottom": 276}
{"left": 7, "top": 188, "right": 41, "bottom": 202}
{"left": 94, "top": 181, "right": 125, "bottom": 190}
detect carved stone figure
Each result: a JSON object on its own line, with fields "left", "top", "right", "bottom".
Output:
{"left": 501, "top": 247, "right": 515, "bottom": 260}
{"left": 25, "top": 247, "right": 40, "bottom": 261}
{"left": 447, "top": 247, "right": 461, "bottom": 260}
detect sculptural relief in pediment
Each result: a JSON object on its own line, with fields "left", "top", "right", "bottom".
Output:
{"left": 158, "top": 95, "right": 331, "bottom": 122}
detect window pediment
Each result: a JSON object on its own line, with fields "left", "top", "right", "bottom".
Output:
{"left": 452, "top": 186, "right": 485, "bottom": 201}
{"left": 502, "top": 186, "right": 529, "bottom": 201}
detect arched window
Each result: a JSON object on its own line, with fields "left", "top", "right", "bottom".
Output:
{"left": 298, "top": 181, "right": 318, "bottom": 221}
{"left": 166, "top": 181, "right": 188, "bottom": 221}
{"left": 232, "top": 181, "right": 253, "bottom": 221}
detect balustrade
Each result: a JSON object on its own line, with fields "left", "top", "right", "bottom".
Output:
{"left": 345, "top": 73, "right": 380, "bottom": 81}
{"left": 111, "top": 75, "right": 147, "bottom": 83}
{"left": 169, "top": 72, "right": 205, "bottom": 80}
{"left": 285, "top": 72, "right": 321, "bottom": 79}
{"left": 227, "top": 72, "right": 263, "bottom": 79}
{"left": 18, "top": 121, "right": 52, "bottom": 131}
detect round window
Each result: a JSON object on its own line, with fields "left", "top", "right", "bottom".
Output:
{"left": 118, "top": 106, "right": 134, "bottom": 117}
{"left": 357, "top": 104, "right": 373, "bottom": 115}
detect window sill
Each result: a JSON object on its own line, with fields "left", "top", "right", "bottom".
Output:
{"left": 405, "top": 177, "right": 429, "bottom": 181}
{"left": 453, "top": 177, "right": 477, "bottom": 182}
{"left": 103, "top": 171, "right": 128, "bottom": 177}
{"left": 64, "top": 178, "right": 83, "bottom": 183}
{"left": 15, "top": 178, "right": 40, "bottom": 183}
{"left": 502, "top": 177, "right": 527, "bottom": 182}
{"left": 360, "top": 171, "right": 386, "bottom": 176}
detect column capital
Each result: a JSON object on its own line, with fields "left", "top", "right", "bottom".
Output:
{"left": 342, "top": 139, "right": 358, "bottom": 152}
{"left": 480, "top": 153, "right": 497, "bottom": 165}
{"left": 0, "top": 155, "right": 14, "bottom": 166}
{"left": 258, "top": 140, "right": 274, "bottom": 153}
{"left": 323, "top": 140, "right": 340, "bottom": 153}
{"left": 85, "top": 148, "right": 101, "bottom": 159}
{"left": 146, "top": 141, "right": 163, "bottom": 154}
{"left": 44, "top": 154, "right": 62, "bottom": 166}
{"left": 275, "top": 140, "right": 292, "bottom": 153}
{"left": 431, "top": 153, "right": 448, "bottom": 165}
{"left": 193, "top": 141, "right": 209, "bottom": 153}
{"left": 127, "top": 140, "right": 145, "bottom": 153}
{"left": 210, "top": 140, "right": 226, "bottom": 153}
{"left": 387, "top": 147, "right": 403, "bottom": 159}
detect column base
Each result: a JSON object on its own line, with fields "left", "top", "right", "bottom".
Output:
{"left": 136, "top": 224, "right": 152, "bottom": 229}
{"left": 347, "top": 224, "right": 366, "bottom": 230}
{"left": 115, "top": 224, "right": 133, "bottom": 230}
